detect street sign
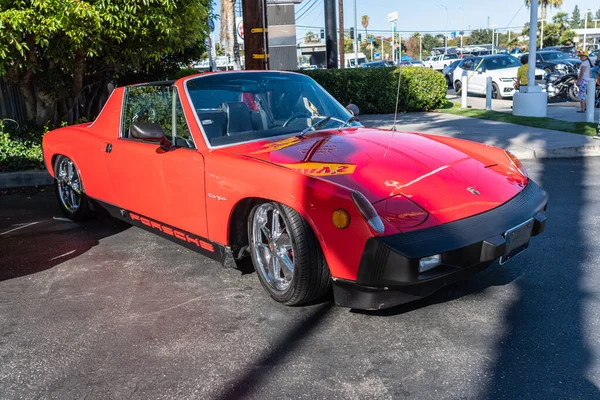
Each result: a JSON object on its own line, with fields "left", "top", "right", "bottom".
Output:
{"left": 236, "top": 17, "right": 244, "bottom": 42}
{"left": 375, "top": 52, "right": 381, "bottom": 58}
{"left": 388, "top": 12, "right": 398, "bottom": 22}
{"left": 368, "top": 38, "right": 374, "bottom": 43}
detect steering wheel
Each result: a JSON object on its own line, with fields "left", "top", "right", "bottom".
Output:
{"left": 283, "top": 112, "right": 312, "bottom": 127}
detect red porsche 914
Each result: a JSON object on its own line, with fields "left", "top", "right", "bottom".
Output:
{"left": 42, "top": 71, "right": 548, "bottom": 310}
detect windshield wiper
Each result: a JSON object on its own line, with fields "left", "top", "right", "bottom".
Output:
{"left": 299, "top": 115, "right": 332, "bottom": 136}
{"left": 337, "top": 116, "right": 359, "bottom": 131}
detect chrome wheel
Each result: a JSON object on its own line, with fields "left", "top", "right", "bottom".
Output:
{"left": 251, "top": 203, "right": 295, "bottom": 291}
{"left": 56, "top": 157, "right": 82, "bottom": 214}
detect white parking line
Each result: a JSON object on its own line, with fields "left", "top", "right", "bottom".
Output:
{"left": 49, "top": 249, "right": 77, "bottom": 261}
{"left": 0, "top": 222, "right": 40, "bottom": 236}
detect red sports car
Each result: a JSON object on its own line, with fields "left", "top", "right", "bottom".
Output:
{"left": 42, "top": 71, "right": 548, "bottom": 310}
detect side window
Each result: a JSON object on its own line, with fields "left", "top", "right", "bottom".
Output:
{"left": 121, "top": 86, "right": 173, "bottom": 140}
{"left": 174, "top": 94, "right": 195, "bottom": 149}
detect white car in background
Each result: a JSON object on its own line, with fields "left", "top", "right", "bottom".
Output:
{"left": 423, "top": 54, "right": 459, "bottom": 70}
{"left": 452, "top": 54, "right": 545, "bottom": 98}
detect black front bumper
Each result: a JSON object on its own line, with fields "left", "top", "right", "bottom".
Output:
{"left": 333, "top": 181, "right": 549, "bottom": 310}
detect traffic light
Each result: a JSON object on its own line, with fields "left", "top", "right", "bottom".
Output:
{"left": 349, "top": 27, "right": 354, "bottom": 39}
{"left": 358, "top": 33, "right": 362, "bottom": 42}
{"left": 320, "top": 29, "right": 324, "bottom": 39}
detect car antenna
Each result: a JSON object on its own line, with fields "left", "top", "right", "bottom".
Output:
{"left": 384, "top": 66, "right": 402, "bottom": 159}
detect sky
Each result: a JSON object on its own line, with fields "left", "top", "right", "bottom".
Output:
{"left": 213, "top": 0, "right": 600, "bottom": 40}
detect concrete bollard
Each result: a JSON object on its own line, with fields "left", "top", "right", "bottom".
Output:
{"left": 485, "top": 76, "right": 493, "bottom": 110}
{"left": 586, "top": 77, "right": 596, "bottom": 123}
{"left": 461, "top": 71, "right": 468, "bottom": 109}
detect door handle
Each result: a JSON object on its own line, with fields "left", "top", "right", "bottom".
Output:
{"left": 105, "top": 143, "right": 112, "bottom": 153}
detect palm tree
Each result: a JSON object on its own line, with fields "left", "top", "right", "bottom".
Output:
{"left": 305, "top": 31, "right": 315, "bottom": 43}
{"left": 525, "top": 0, "right": 564, "bottom": 20}
{"left": 219, "top": 0, "right": 241, "bottom": 70}
{"left": 361, "top": 15, "right": 369, "bottom": 40}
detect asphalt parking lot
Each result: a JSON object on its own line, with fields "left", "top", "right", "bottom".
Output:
{"left": 1, "top": 158, "right": 600, "bottom": 400}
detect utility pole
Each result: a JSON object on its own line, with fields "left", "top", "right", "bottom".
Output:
{"left": 338, "top": 0, "right": 344, "bottom": 68}
{"left": 324, "top": 0, "right": 338, "bottom": 68}
{"left": 353, "top": 0, "right": 358, "bottom": 67}
{"left": 583, "top": 9, "right": 592, "bottom": 50}
{"left": 539, "top": 19, "right": 545, "bottom": 49}
{"left": 436, "top": 3, "right": 448, "bottom": 54}
{"left": 419, "top": 34, "right": 422, "bottom": 60}
{"left": 242, "top": 0, "right": 269, "bottom": 70}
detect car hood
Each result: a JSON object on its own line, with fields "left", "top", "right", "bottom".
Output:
{"left": 231, "top": 128, "right": 527, "bottom": 224}
{"left": 545, "top": 59, "right": 581, "bottom": 65}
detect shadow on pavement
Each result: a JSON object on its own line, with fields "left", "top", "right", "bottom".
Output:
{"left": 485, "top": 159, "right": 599, "bottom": 398}
{"left": 0, "top": 187, "right": 130, "bottom": 281}
{"left": 213, "top": 302, "right": 333, "bottom": 400}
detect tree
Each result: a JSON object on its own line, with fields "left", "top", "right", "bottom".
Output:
{"left": 421, "top": 34, "right": 440, "bottom": 54}
{"left": 571, "top": 5, "right": 581, "bottom": 28}
{"left": 0, "top": 0, "right": 211, "bottom": 128}
{"left": 305, "top": 31, "right": 316, "bottom": 43}
{"left": 525, "top": 0, "right": 563, "bottom": 20}
{"left": 361, "top": 15, "right": 370, "bottom": 38}
{"left": 220, "top": 0, "right": 241, "bottom": 70}
{"left": 596, "top": 7, "right": 600, "bottom": 20}
{"left": 469, "top": 29, "right": 493, "bottom": 45}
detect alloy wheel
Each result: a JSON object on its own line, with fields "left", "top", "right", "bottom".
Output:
{"left": 56, "top": 157, "right": 82, "bottom": 214}
{"left": 251, "top": 203, "right": 295, "bottom": 291}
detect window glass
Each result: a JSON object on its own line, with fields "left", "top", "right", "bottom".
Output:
{"left": 186, "top": 72, "right": 361, "bottom": 147}
{"left": 174, "top": 94, "right": 195, "bottom": 149}
{"left": 122, "top": 86, "right": 173, "bottom": 141}
{"left": 484, "top": 56, "right": 521, "bottom": 70}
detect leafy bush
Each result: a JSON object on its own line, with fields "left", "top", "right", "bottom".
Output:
{"left": 299, "top": 67, "right": 447, "bottom": 114}
{"left": 0, "top": 132, "right": 44, "bottom": 172}
{"left": 0, "top": 119, "right": 44, "bottom": 172}
{"left": 173, "top": 68, "right": 200, "bottom": 79}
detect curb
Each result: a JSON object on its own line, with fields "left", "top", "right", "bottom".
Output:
{"left": 0, "top": 170, "right": 53, "bottom": 190}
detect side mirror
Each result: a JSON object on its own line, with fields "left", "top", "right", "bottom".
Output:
{"left": 130, "top": 122, "right": 166, "bottom": 141}
{"left": 477, "top": 67, "right": 485, "bottom": 74}
{"left": 346, "top": 104, "right": 360, "bottom": 116}
{"left": 130, "top": 122, "right": 173, "bottom": 151}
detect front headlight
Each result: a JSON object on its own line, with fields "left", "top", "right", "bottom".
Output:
{"left": 351, "top": 191, "right": 385, "bottom": 234}
{"left": 505, "top": 150, "right": 528, "bottom": 178}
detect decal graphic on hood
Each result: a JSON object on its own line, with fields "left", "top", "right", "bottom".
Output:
{"left": 278, "top": 162, "right": 357, "bottom": 176}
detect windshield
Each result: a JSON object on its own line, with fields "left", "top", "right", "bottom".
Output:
{"left": 484, "top": 56, "right": 522, "bottom": 70}
{"left": 540, "top": 52, "right": 568, "bottom": 61}
{"left": 185, "top": 72, "right": 362, "bottom": 146}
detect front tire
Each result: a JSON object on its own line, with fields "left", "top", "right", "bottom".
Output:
{"left": 568, "top": 84, "right": 579, "bottom": 102}
{"left": 248, "top": 202, "right": 331, "bottom": 305}
{"left": 454, "top": 80, "right": 462, "bottom": 93}
{"left": 53, "top": 155, "right": 91, "bottom": 221}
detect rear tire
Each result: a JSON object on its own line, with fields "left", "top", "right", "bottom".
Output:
{"left": 53, "top": 155, "right": 91, "bottom": 221}
{"left": 248, "top": 202, "right": 331, "bottom": 306}
{"left": 492, "top": 82, "right": 500, "bottom": 99}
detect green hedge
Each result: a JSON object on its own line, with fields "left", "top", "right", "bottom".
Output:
{"left": 299, "top": 67, "right": 447, "bottom": 114}
{"left": 0, "top": 131, "right": 44, "bottom": 172}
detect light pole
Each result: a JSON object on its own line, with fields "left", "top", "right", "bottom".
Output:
{"left": 490, "top": 24, "right": 497, "bottom": 54}
{"left": 538, "top": 18, "right": 545, "bottom": 49}
{"left": 436, "top": 3, "right": 448, "bottom": 54}
{"left": 459, "top": 6, "right": 464, "bottom": 49}
{"left": 583, "top": 9, "right": 592, "bottom": 51}
{"left": 388, "top": 12, "right": 398, "bottom": 63}
{"left": 419, "top": 34, "right": 422, "bottom": 61}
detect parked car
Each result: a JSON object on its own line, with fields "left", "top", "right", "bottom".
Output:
{"left": 589, "top": 49, "right": 599, "bottom": 65}
{"left": 423, "top": 54, "right": 459, "bottom": 70}
{"left": 543, "top": 45, "right": 577, "bottom": 58}
{"left": 399, "top": 60, "right": 425, "bottom": 67}
{"left": 525, "top": 50, "right": 581, "bottom": 74}
{"left": 444, "top": 59, "right": 463, "bottom": 88}
{"left": 361, "top": 60, "right": 395, "bottom": 68}
{"left": 452, "top": 54, "right": 545, "bottom": 98}
{"left": 42, "top": 71, "right": 548, "bottom": 310}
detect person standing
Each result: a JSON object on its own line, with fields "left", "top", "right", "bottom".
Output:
{"left": 577, "top": 51, "right": 593, "bottom": 113}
